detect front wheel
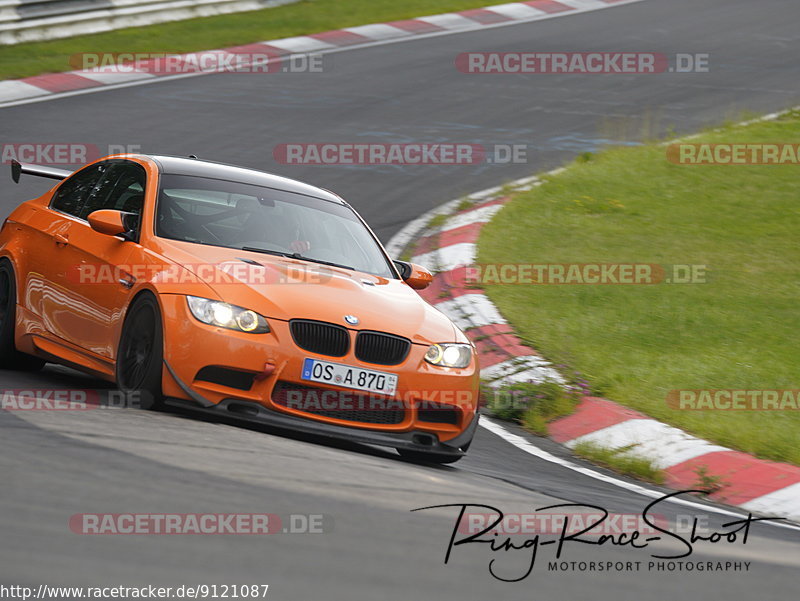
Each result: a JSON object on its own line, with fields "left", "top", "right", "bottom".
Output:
{"left": 116, "top": 294, "right": 164, "bottom": 410}
{"left": 0, "top": 260, "right": 45, "bottom": 372}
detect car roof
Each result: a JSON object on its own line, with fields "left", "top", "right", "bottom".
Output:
{"left": 145, "top": 154, "right": 344, "bottom": 204}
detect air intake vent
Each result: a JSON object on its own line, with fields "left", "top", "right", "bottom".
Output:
{"left": 417, "top": 402, "right": 460, "bottom": 425}
{"left": 195, "top": 366, "right": 255, "bottom": 391}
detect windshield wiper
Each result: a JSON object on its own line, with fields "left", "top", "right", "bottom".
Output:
{"left": 241, "top": 246, "right": 292, "bottom": 258}
{"left": 241, "top": 247, "right": 353, "bottom": 271}
{"left": 289, "top": 254, "right": 354, "bottom": 271}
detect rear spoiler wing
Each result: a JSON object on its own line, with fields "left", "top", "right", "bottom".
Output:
{"left": 11, "top": 159, "right": 71, "bottom": 183}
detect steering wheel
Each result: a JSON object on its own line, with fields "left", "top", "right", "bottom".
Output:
{"left": 161, "top": 191, "right": 225, "bottom": 244}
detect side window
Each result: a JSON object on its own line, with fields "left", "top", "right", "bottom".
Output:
{"left": 78, "top": 162, "right": 147, "bottom": 221}
{"left": 50, "top": 164, "right": 106, "bottom": 217}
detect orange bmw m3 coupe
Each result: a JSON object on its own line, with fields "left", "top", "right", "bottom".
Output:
{"left": 0, "top": 155, "right": 479, "bottom": 462}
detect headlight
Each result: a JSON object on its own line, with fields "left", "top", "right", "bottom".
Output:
{"left": 424, "top": 343, "right": 473, "bottom": 368}
{"left": 186, "top": 296, "right": 270, "bottom": 334}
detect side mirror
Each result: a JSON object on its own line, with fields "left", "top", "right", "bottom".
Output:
{"left": 394, "top": 260, "right": 432, "bottom": 290}
{"left": 88, "top": 210, "right": 137, "bottom": 239}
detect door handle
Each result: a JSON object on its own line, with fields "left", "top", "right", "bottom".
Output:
{"left": 53, "top": 233, "right": 69, "bottom": 246}
{"left": 118, "top": 273, "right": 136, "bottom": 289}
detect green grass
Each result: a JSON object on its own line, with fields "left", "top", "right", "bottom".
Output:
{"left": 692, "top": 464, "right": 729, "bottom": 496}
{"left": 484, "top": 380, "right": 581, "bottom": 435}
{"left": 1, "top": 0, "right": 510, "bottom": 81}
{"left": 426, "top": 213, "right": 450, "bottom": 231}
{"left": 478, "top": 109, "right": 800, "bottom": 465}
{"left": 572, "top": 442, "right": 665, "bottom": 484}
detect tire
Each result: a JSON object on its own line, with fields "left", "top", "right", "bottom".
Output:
{"left": 397, "top": 449, "right": 465, "bottom": 464}
{"left": 116, "top": 293, "right": 164, "bottom": 410}
{"left": 0, "top": 260, "right": 46, "bottom": 372}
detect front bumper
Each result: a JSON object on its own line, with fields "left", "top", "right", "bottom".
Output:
{"left": 158, "top": 294, "right": 480, "bottom": 446}
{"left": 164, "top": 396, "right": 480, "bottom": 457}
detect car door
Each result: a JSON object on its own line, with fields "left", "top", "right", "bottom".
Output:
{"left": 23, "top": 162, "right": 108, "bottom": 344}
{"left": 51, "top": 159, "right": 146, "bottom": 358}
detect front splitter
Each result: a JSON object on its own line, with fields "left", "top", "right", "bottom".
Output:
{"left": 164, "top": 396, "right": 479, "bottom": 458}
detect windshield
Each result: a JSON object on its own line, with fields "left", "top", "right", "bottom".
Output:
{"left": 155, "top": 174, "right": 395, "bottom": 278}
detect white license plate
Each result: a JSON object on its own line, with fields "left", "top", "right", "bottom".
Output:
{"left": 301, "top": 358, "right": 398, "bottom": 396}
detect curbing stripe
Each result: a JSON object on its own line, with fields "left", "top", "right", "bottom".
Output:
{"left": 481, "top": 356, "right": 564, "bottom": 385}
{"left": 557, "top": 0, "right": 608, "bottom": 8}
{"left": 0, "top": 0, "right": 651, "bottom": 106}
{"left": 548, "top": 396, "right": 647, "bottom": 443}
{"left": 470, "top": 324, "right": 534, "bottom": 356}
{"left": 412, "top": 241, "right": 475, "bottom": 273}
{"left": 740, "top": 482, "right": 800, "bottom": 518}
{"left": 522, "top": 0, "right": 575, "bottom": 13}
{"left": 77, "top": 68, "right": 157, "bottom": 84}
{"left": 492, "top": 366, "right": 565, "bottom": 386}
{"left": 479, "top": 416, "right": 800, "bottom": 530}
{"left": 415, "top": 13, "right": 484, "bottom": 31}
{"left": 410, "top": 222, "right": 483, "bottom": 257}
{"left": 226, "top": 42, "right": 289, "bottom": 56}
{"left": 472, "top": 338, "right": 518, "bottom": 369}
{"left": 665, "top": 451, "right": 800, "bottom": 506}
{"left": 439, "top": 202, "right": 506, "bottom": 230}
{"left": 309, "top": 29, "right": 371, "bottom": 46}
{"left": 0, "top": 79, "right": 52, "bottom": 101}
{"left": 415, "top": 271, "right": 466, "bottom": 304}
{"left": 458, "top": 8, "right": 515, "bottom": 24}
{"left": 433, "top": 293, "right": 507, "bottom": 329}
{"left": 344, "top": 23, "right": 410, "bottom": 40}
{"left": 564, "top": 419, "right": 730, "bottom": 470}
{"left": 488, "top": 2, "right": 550, "bottom": 18}
{"left": 387, "top": 125, "right": 800, "bottom": 522}
{"left": 19, "top": 72, "right": 102, "bottom": 93}
{"left": 264, "top": 36, "right": 336, "bottom": 53}
{"left": 384, "top": 19, "right": 445, "bottom": 34}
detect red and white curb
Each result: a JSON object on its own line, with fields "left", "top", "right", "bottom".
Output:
{"left": 387, "top": 175, "right": 800, "bottom": 525}
{"left": 0, "top": 0, "right": 644, "bottom": 106}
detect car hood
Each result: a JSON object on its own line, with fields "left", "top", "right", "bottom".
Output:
{"left": 157, "top": 240, "right": 462, "bottom": 345}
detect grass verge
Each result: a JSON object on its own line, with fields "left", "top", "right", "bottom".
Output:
{"left": 478, "top": 109, "right": 800, "bottom": 465}
{"left": 2, "top": 0, "right": 512, "bottom": 81}
{"left": 484, "top": 380, "right": 583, "bottom": 435}
{"left": 572, "top": 441, "right": 665, "bottom": 484}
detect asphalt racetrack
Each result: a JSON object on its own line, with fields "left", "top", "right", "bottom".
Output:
{"left": 1, "top": 0, "right": 799, "bottom": 599}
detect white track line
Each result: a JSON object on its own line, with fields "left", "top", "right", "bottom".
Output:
{"left": 480, "top": 417, "right": 800, "bottom": 531}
